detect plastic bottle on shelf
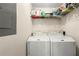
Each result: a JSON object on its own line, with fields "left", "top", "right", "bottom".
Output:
{"left": 31, "top": 9, "right": 35, "bottom": 16}
{"left": 35, "top": 9, "right": 40, "bottom": 16}
{"left": 41, "top": 10, "right": 46, "bottom": 17}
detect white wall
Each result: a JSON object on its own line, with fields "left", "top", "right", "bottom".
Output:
{"left": 32, "top": 18, "right": 62, "bottom": 32}
{"left": 0, "top": 3, "right": 32, "bottom": 56}
{"left": 62, "top": 7, "right": 79, "bottom": 55}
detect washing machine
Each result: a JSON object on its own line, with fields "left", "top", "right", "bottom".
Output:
{"left": 27, "top": 36, "right": 50, "bottom": 56}
{"left": 27, "top": 32, "right": 76, "bottom": 56}
{"left": 50, "top": 36, "right": 76, "bottom": 56}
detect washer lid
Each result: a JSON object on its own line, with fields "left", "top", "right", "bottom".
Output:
{"left": 51, "top": 36, "right": 75, "bottom": 42}
{"left": 27, "top": 36, "right": 49, "bottom": 41}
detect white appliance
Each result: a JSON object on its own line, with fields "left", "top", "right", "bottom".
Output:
{"left": 50, "top": 36, "right": 76, "bottom": 56}
{"left": 27, "top": 32, "right": 76, "bottom": 56}
{"left": 27, "top": 36, "right": 50, "bottom": 56}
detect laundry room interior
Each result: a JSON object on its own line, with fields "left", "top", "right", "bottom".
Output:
{"left": 0, "top": 3, "right": 79, "bottom": 56}
{"left": 27, "top": 3, "right": 79, "bottom": 56}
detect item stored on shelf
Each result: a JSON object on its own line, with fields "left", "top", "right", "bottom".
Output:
{"left": 59, "top": 3, "right": 66, "bottom": 11}
{"left": 61, "top": 7, "right": 74, "bottom": 15}
{"left": 41, "top": 10, "right": 46, "bottom": 17}
{"left": 35, "top": 9, "right": 40, "bottom": 16}
{"left": 72, "top": 3, "right": 79, "bottom": 8}
{"left": 53, "top": 8, "right": 62, "bottom": 16}
{"left": 31, "top": 9, "right": 36, "bottom": 16}
{"left": 60, "top": 3, "right": 79, "bottom": 15}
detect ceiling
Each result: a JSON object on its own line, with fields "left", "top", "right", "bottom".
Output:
{"left": 32, "top": 3, "right": 62, "bottom": 8}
